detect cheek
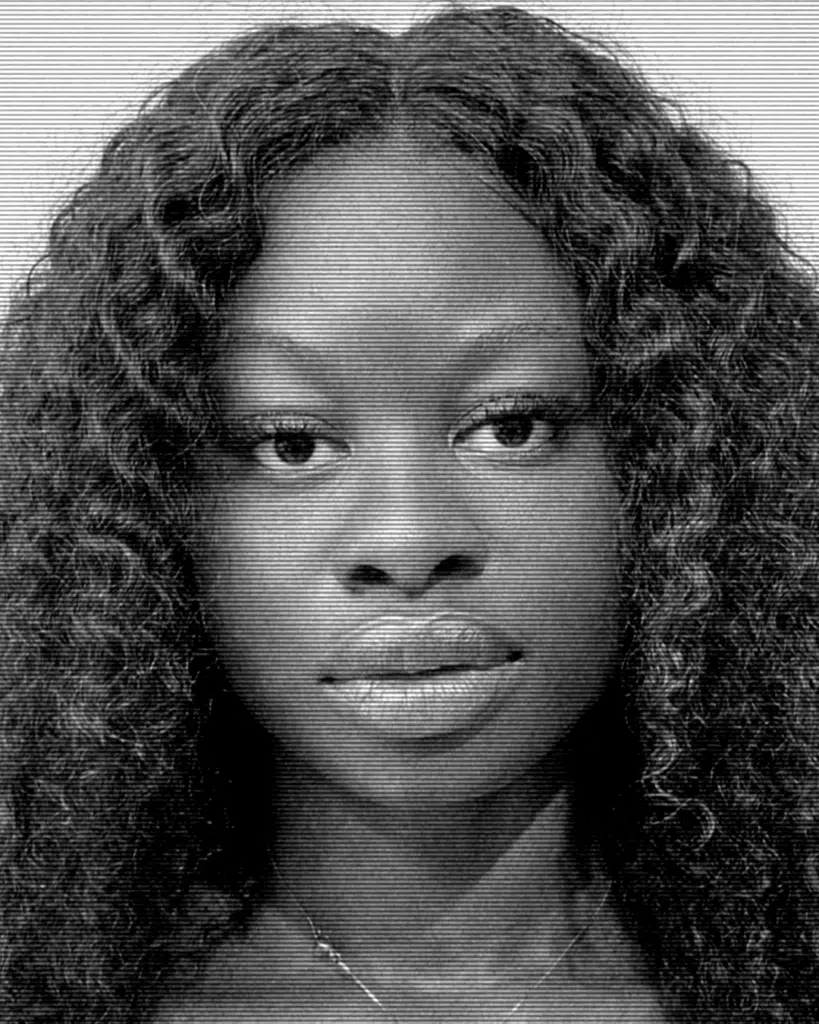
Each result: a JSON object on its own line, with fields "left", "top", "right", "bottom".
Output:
{"left": 194, "top": 451, "right": 328, "bottom": 596}
{"left": 479, "top": 445, "right": 620, "bottom": 600}
{"left": 480, "top": 453, "right": 622, "bottom": 684}
{"left": 195, "top": 535, "right": 325, "bottom": 743}
{"left": 197, "top": 527, "right": 309, "bottom": 640}
{"left": 192, "top": 475, "right": 317, "bottom": 679}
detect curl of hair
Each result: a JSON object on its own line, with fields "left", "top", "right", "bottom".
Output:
{"left": 1, "top": 6, "right": 818, "bottom": 1022}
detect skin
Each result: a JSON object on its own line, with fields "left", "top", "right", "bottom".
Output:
{"left": 179, "top": 134, "right": 662, "bottom": 1022}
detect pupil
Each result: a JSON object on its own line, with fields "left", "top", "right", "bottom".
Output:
{"left": 274, "top": 432, "right": 315, "bottom": 464}
{"left": 494, "top": 415, "right": 533, "bottom": 447}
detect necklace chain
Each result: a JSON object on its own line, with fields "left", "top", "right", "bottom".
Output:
{"left": 271, "top": 860, "right": 612, "bottom": 1024}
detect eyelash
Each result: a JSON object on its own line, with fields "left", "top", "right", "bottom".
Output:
{"left": 452, "top": 392, "right": 581, "bottom": 447}
{"left": 223, "top": 413, "right": 339, "bottom": 464}
{"left": 230, "top": 413, "right": 326, "bottom": 447}
{"left": 221, "top": 393, "right": 583, "bottom": 468}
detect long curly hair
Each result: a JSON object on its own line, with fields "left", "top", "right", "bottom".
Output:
{"left": 1, "top": 5, "right": 817, "bottom": 1022}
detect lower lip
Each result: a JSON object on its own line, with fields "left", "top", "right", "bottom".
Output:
{"left": 322, "top": 660, "right": 522, "bottom": 739}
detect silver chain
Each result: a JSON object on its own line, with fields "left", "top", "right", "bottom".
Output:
{"left": 271, "top": 859, "right": 612, "bottom": 1023}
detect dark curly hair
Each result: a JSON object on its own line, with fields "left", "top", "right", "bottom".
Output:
{"left": 1, "top": 5, "right": 818, "bottom": 1022}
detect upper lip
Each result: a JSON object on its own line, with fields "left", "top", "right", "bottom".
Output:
{"left": 320, "top": 612, "right": 522, "bottom": 683}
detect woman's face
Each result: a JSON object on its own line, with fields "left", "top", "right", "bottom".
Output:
{"left": 195, "top": 136, "right": 621, "bottom": 807}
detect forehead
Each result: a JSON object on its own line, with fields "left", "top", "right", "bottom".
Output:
{"left": 221, "top": 134, "right": 586, "bottom": 386}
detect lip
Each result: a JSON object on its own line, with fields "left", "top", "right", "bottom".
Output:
{"left": 319, "top": 613, "right": 524, "bottom": 738}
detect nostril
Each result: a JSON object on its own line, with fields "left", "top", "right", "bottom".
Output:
{"left": 431, "top": 553, "right": 482, "bottom": 581}
{"left": 348, "top": 564, "right": 391, "bottom": 587}
{"left": 340, "top": 549, "right": 485, "bottom": 595}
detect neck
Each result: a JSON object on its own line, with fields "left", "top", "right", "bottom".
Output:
{"left": 266, "top": 746, "right": 610, "bottom": 992}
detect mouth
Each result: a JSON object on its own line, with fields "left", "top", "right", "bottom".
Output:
{"left": 321, "top": 650, "right": 523, "bottom": 685}
{"left": 319, "top": 614, "right": 524, "bottom": 738}
{"left": 321, "top": 612, "right": 522, "bottom": 682}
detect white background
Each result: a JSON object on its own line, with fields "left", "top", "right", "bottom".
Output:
{"left": 1, "top": 1, "right": 817, "bottom": 314}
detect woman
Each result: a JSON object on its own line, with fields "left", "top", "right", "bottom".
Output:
{"left": 1, "top": 5, "right": 817, "bottom": 1022}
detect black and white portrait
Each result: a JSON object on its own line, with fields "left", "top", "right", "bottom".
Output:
{"left": 0, "top": 4, "right": 817, "bottom": 1022}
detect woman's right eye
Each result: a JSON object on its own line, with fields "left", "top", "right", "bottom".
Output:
{"left": 228, "top": 415, "right": 349, "bottom": 476}
{"left": 255, "top": 428, "right": 348, "bottom": 473}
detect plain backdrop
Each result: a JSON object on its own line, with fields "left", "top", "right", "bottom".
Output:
{"left": 1, "top": 1, "right": 817, "bottom": 314}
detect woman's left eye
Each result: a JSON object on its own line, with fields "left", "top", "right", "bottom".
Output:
{"left": 453, "top": 397, "right": 571, "bottom": 459}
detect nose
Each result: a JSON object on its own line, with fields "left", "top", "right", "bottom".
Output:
{"left": 333, "top": 450, "right": 488, "bottom": 598}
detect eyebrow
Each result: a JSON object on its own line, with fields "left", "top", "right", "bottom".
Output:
{"left": 461, "top": 321, "right": 574, "bottom": 362}
{"left": 231, "top": 319, "right": 573, "bottom": 363}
